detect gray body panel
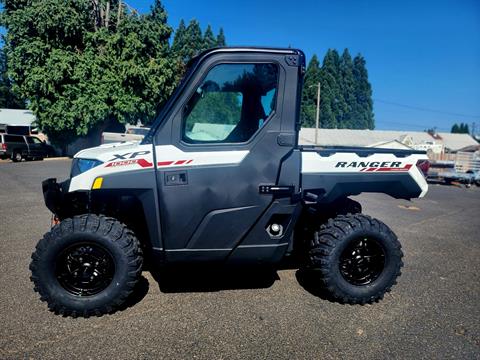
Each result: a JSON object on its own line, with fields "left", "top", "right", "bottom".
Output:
{"left": 149, "top": 49, "right": 304, "bottom": 263}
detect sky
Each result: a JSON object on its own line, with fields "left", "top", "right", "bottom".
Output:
{"left": 130, "top": 0, "right": 480, "bottom": 133}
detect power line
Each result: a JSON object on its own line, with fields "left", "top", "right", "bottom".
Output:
{"left": 374, "top": 98, "right": 480, "bottom": 119}
{"left": 376, "top": 120, "right": 450, "bottom": 131}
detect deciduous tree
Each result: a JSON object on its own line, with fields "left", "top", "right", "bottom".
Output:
{"left": 0, "top": 0, "right": 176, "bottom": 144}
{"left": 0, "top": 47, "right": 24, "bottom": 109}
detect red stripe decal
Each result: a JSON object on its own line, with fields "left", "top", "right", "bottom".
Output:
{"left": 137, "top": 159, "right": 153, "bottom": 168}
{"left": 186, "top": 159, "right": 193, "bottom": 164}
{"left": 174, "top": 160, "right": 187, "bottom": 165}
{"left": 375, "top": 164, "right": 413, "bottom": 172}
{"left": 157, "top": 161, "right": 174, "bottom": 166}
{"left": 105, "top": 159, "right": 153, "bottom": 168}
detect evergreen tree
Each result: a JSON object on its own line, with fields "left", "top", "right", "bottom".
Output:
{"left": 339, "top": 49, "right": 357, "bottom": 128}
{"left": 216, "top": 27, "right": 226, "bottom": 47}
{"left": 353, "top": 54, "right": 374, "bottom": 129}
{"left": 319, "top": 49, "right": 347, "bottom": 129}
{"left": 172, "top": 19, "right": 187, "bottom": 61}
{"left": 184, "top": 19, "right": 203, "bottom": 59}
{"left": 300, "top": 48, "right": 375, "bottom": 130}
{"left": 203, "top": 24, "right": 216, "bottom": 50}
{"left": 451, "top": 123, "right": 470, "bottom": 134}
{"left": 301, "top": 54, "right": 321, "bottom": 127}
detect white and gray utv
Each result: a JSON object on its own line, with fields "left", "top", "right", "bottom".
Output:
{"left": 31, "top": 47, "right": 428, "bottom": 317}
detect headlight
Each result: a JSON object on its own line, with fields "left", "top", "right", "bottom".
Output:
{"left": 71, "top": 158, "right": 103, "bottom": 177}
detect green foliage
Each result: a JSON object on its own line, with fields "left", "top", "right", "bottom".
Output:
{"left": 320, "top": 49, "right": 347, "bottom": 129}
{"left": 451, "top": 123, "right": 470, "bottom": 134}
{"left": 203, "top": 25, "right": 216, "bottom": 50}
{"left": 187, "top": 92, "right": 241, "bottom": 130}
{"left": 339, "top": 49, "right": 357, "bottom": 128}
{"left": 301, "top": 54, "right": 321, "bottom": 127}
{"left": 184, "top": 19, "right": 203, "bottom": 59}
{"left": 171, "top": 19, "right": 187, "bottom": 59}
{"left": 171, "top": 20, "right": 227, "bottom": 80}
{"left": 301, "top": 48, "right": 374, "bottom": 130}
{"left": 217, "top": 28, "right": 226, "bottom": 47}
{"left": 352, "top": 54, "right": 374, "bottom": 129}
{"left": 0, "top": 0, "right": 176, "bottom": 144}
{"left": 0, "top": 47, "right": 25, "bottom": 109}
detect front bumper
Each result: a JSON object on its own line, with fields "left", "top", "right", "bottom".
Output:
{"left": 42, "top": 178, "right": 69, "bottom": 215}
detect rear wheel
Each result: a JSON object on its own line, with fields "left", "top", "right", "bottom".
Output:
{"left": 12, "top": 151, "right": 22, "bottom": 162}
{"left": 306, "top": 214, "right": 403, "bottom": 304}
{"left": 30, "top": 214, "right": 143, "bottom": 317}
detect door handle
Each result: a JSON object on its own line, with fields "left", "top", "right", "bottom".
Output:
{"left": 165, "top": 171, "right": 188, "bottom": 186}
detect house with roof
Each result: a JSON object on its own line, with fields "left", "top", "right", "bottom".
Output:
{"left": 299, "top": 128, "right": 478, "bottom": 154}
{"left": 0, "top": 108, "right": 37, "bottom": 135}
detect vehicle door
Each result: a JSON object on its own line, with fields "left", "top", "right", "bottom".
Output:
{"left": 25, "top": 136, "right": 44, "bottom": 157}
{"left": 153, "top": 52, "right": 301, "bottom": 261}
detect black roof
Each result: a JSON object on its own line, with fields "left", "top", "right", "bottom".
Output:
{"left": 187, "top": 46, "right": 304, "bottom": 68}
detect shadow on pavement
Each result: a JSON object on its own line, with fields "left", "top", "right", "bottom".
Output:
{"left": 149, "top": 266, "right": 280, "bottom": 293}
{"left": 121, "top": 275, "right": 150, "bottom": 310}
{"left": 295, "top": 268, "right": 339, "bottom": 303}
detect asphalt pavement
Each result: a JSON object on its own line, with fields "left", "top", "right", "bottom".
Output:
{"left": 0, "top": 159, "right": 479, "bottom": 359}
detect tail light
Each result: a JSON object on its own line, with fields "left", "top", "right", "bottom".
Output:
{"left": 416, "top": 159, "right": 430, "bottom": 177}
{"left": 1, "top": 143, "right": 6, "bottom": 151}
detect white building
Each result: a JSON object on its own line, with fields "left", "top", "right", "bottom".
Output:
{"left": 299, "top": 128, "right": 478, "bottom": 153}
{"left": 0, "top": 108, "right": 37, "bottom": 134}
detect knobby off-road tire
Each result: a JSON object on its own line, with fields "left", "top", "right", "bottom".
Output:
{"left": 30, "top": 214, "right": 143, "bottom": 318}
{"left": 308, "top": 214, "right": 403, "bottom": 304}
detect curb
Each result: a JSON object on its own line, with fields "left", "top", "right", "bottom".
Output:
{"left": 0, "top": 157, "right": 71, "bottom": 164}
{"left": 44, "top": 157, "right": 71, "bottom": 161}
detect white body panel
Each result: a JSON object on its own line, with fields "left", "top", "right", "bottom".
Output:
{"left": 301, "top": 151, "right": 429, "bottom": 197}
{"left": 69, "top": 143, "right": 249, "bottom": 192}
{"left": 69, "top": 141, "right": 428, "bottom": 199}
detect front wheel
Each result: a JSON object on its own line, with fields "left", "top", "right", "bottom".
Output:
{"left": 306, "top": 214, "right": 403, "bottom": 304}
{"left": 30, "top": 214, "right": 143, "bottom": 317}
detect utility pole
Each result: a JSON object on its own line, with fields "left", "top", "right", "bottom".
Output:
{"left": 105, "top": 1, "right": 110, "bottom": 29}
{"left": 315, "top": 82, "right": 321, "bottom": 145}
{"left": 117, "top": 0, "right": 122, "bottom": 28}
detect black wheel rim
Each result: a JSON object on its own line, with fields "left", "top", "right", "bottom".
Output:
{"left": 55, "top": 242, "right": 115, "bottom": 296}
{"left": 339, "top": 237, "right": 385, "bottom": 285}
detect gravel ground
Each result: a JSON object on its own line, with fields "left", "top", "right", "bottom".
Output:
{"left": 0, "top": 159, "right": 479, "bottom": 359}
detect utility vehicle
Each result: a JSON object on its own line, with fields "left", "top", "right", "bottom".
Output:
{"left": 30, "top": 47, "right": 428, "bottom": 317}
